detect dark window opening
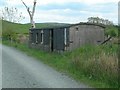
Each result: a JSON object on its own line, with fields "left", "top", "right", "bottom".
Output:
{"left": 51, "top": 29, "right": 54, "bottom": 51}
{"left": 76, "top": 27, "right": 79, "bottom": 31}
{"left": 36, "top": 33, "right": 38, "bottom": 44}
{"left": 30, "top": 32, "right": 34, "bottom": 43}
{"left": 97, "top": 40, "right": 101, "bottom": 42}
{"left": 97, "top": 40, "right": 101, "bottom": 44}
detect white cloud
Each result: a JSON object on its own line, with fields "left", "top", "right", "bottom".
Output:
{"left": 20, "top": 7, "right": 117, "bottom": 24}
{"left": 2, "top": 0, "right": 118, "bottom": 24}
{"left": 5, "top": 0, "right": 119, "bottom": 6}
{"left": 5, "top": 0, "right": 22, "bottom": 6}
{"left": 118, "top": 1, "right": 120, "bottom": 25}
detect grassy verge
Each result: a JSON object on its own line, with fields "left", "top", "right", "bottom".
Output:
{"left": 2, "top": 40, "right": 118, "bottom": 88}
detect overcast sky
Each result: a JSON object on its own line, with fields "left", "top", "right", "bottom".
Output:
{"left": 1, "top": 0, "right": 119, "bottom": 24}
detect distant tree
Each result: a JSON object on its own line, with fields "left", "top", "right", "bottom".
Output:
{"left": 87, "top": 17, "right": 113, "bottom": 25}
{"left": 1, "top": 7, "right": 25, "bottom": 23}
{"left": 21, "top": 0, "right": 37, "bottom": 28}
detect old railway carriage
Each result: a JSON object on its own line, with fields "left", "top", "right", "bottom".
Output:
{"left": 29, "top": 26, "right": 69, "bottom": 52}
{"left": 29, "top": 23, "right": 105, "bottom": 52}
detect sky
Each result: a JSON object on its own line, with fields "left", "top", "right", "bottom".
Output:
{"left": 118, "top": 1, "right": 120, "bottom": 25}
{"left": 0, "top": 0, "right": 119, "bottom": 24}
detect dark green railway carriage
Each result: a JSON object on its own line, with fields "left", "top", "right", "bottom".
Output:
{"left": 29, "top": 27, "right": 70, "bottom": 52}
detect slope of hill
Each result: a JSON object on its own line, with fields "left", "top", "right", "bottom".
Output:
{"left": 2, "top": 20, "right": 118, "bottom": 34}
{"left": 2, "top": 20, "right": 30, "bottom": 34}
{"left": 2, "top": 20, "right": 70, "bottom": 34}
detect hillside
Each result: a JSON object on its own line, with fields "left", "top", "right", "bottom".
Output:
{"left": 2, "top": 20, "right": 118, "bottom": 34}
{"left": 2, "top": 20, "right": 70, "bottom": 34}
{"left": 1, "top": 20, "right": 118, "bottom": 42}
{"left": 2, "top": 20, "right": 30, "bottom": 34}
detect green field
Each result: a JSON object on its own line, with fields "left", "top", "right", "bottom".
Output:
{"left": 2, "top": 20, "right": 70, "bottom": 34}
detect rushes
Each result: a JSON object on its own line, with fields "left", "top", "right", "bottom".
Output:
{"left": 71, "top": 45, "right": 118, "bottom": 87}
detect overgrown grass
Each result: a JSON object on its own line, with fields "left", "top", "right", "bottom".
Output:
{"left": 67, "top": 45, "right": 118, "bottom": 87}
{"left": 2, "top": 40, "right": 118, "bottom": 88}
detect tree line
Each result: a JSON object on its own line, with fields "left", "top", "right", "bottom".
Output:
{"left": 87, "top": 17, "right": 114, "bottom": 25}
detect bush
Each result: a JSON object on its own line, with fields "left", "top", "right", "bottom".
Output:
{"left": 105, "top": 26, "right": 118, "bottom": 37}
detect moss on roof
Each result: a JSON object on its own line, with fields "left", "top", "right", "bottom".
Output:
{"left": 32, "top": 22, "right": 105, "bottom": 30}
{"left": 71, "top": 22, "right": 106, "bottom": 28}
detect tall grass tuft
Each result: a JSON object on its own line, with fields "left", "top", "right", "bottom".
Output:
{"left": 70, "top": 44, "right": 118, "bottom": 87}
